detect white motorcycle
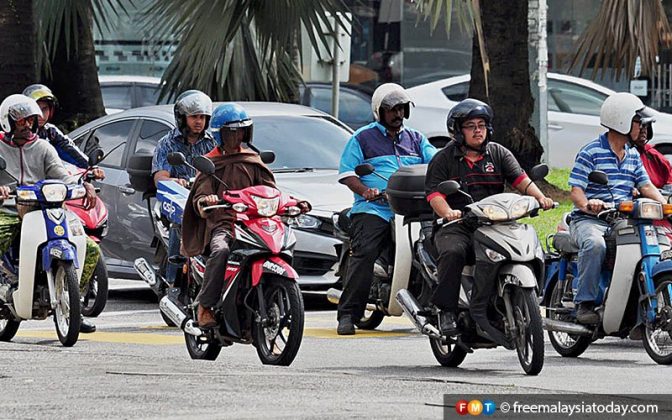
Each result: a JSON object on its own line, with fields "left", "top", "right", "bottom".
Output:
{"left": 0, "top": 157, "right": 89, "bottom": 346}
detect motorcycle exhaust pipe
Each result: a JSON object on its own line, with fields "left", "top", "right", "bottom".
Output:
{"left": 159, "top": 294, "right": 202, "bottom": 337}
{"left": 134, "top": 258, "right": 156, "bottom": 287}
{"left": 395, "top": 288, "right": 441, "bottom": 338}
{"left": 543, "top": 318, "right": 593, "bottom": 336}
{"left": 326, "top": 288, "right": 378, "bottom": 311}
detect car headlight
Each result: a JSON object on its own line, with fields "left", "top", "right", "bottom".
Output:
{"left": 480, "top": 204, "right": 509, "bottom": 221}
{"left": 42, "top": 184, "right": 68, "bottom": 202}
{"left": 16, "top": 189, "right": 38, "bottom": 201}
{"left": 637, "top": 202, "right": 663, "bottom": 220}
{"left": 251, "top": 195, "right": 279, "bottom": 217}
{"left": 70, "top": 185, "right": 87, "bottom": 199}
{"left": 510, "top": 198, "right": 531, "bottom": 219}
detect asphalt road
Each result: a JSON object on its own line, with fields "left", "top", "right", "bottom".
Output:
{"left": 1, "top": 280, "right": 671, "bottom": 419}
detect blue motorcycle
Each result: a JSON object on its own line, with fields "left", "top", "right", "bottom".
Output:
{"left": 542, "top": 170, "right": 672, "bottom": 364}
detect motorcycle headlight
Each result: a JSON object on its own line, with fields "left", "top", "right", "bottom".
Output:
{"left": 485, "top": 247, "right": 506, "bottom": 262}
{"left": 42, "top": 184, "right": 68, "bottom": 202}
{"left": 637, "top": 202, "right": 663, "bottom": 220}
{"left": 251, "top": 195, "right": 279, "bottom": 217}
{"left": 16, "top": 189, "right": 38, "bottom": 201}
{"left": 282, "top": 214, "right": 322, "bottom": 229}
{"left": 70, "top": 185, "right": 87, "bottom": 199}
{"left": 510, "top": 198, "right": 531, "bottom": 219}
{"left": 480, "top": 204, "right": 509, "bottom": 221}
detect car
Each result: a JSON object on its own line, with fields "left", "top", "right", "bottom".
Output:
{"left": 99, "top": 75, "right": 168, "bottom": 114}
{"left": 68, "top": 102, "right": 354, "bottom": 290}
{"left": 405, "top": 72, "right": 672, "bottom": 168}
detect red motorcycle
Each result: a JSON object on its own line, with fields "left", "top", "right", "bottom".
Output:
{"left": 159, "top": 156, "right": 308, "bottom": 366}
{"left": 64, "top": 163, "right": 109, "bottom": 317}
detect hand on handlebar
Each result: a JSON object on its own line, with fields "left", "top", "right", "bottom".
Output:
{"left": 581, "top": 199, "right": 606, "bottom": 215}
{"left": 91, "top": 167, "right": 105, "bottom": 180}
{"left": 199, "top": 194, "right": 219, "bottom": 207}
{"left": 362, "top": 188, "right": 380, "bottom": 201}
{"left": 0, "top": 186, "right": 11, "bottom": 200}
{"left": 442, "top": 209, "right": 462, "bottom": 222}
{"left": 538, "top": 196, "right": 555, "bottom": 210}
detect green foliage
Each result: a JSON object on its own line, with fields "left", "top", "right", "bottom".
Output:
{"left": 523, "top": 168, "right": 572, "bottom": 245}
{"left": 546, "top": 167, "right": 572, "bottom": 192}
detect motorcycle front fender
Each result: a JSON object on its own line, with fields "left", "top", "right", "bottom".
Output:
{"left": 498, "top": 264, "right": 538, "bottom": 295}
{"left": 41, "top": 239, "right": 79, "bottom": 271}
{"left": 250, "top": 256, "right": 298, "bottom": 287}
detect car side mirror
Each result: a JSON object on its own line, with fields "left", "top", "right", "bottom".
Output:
{"left": 528, "top": 164, "right": 549, "bottom": 181}
{"left": 193, "top": 156, "right": 215, "bottom": 175}
{"left": 354, "top": 163, "right": 375, "bottom": 177}
{"left": 588, "top": 170, "right": 609, "bottom": 186}
{"left": 260, "top": 151, "right": 275, "bottom": 164}
{"left": 167, "top": 152, "right": 187, "bottom": 166}
{"left": 437, "top": 180, "right": 461, "bottom": 196}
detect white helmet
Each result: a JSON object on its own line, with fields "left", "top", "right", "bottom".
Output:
{"left": 0, "top": 94, "right": 42, "bottom": 135}
{"left": 371, "top": 83, "right": 414, "bottom": 122}
{"left": 600, "top": 92, "right": 645, "bottom": 135}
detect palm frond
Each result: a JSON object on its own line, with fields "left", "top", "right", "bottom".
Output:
{"left": 569, "top": 0, "right": 672, "bottom": 81}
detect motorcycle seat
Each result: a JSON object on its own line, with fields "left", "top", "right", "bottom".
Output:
{"left": 552, "top": 231, "right": 579, "bottom": 254}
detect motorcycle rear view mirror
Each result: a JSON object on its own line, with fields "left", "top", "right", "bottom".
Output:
{"left": 355, "top": 163, "right": 375, "bottom": 177}
{"left": 88, "top": 148, "right": 104, "bottom": 166}
{"left": 193, "top": 156, "right": 215, "bottom": 175}
{"left": 528, "top": 164, "right": 549, "bottom": 181}
{"left": 260, "top": 151, "right": 275, "bottom": 165}
{"left": 588, "top": 170, "right": 609, "bottom": 186}
{"left": 167, "top": 152, "right": 187, "bottom": 167}
{"left": 437, "top": 180, "right": 461, "bottom": 196}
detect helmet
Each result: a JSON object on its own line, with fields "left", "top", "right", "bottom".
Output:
{"left": 600, "top": 92, "right": 645, "bottom": 135}
{"left": 23, "top": 84, "right": 57, "bottom": 105}
{"left": 446, "top": 98, "right": 494, "bottom": 146}
{"left": 371, "top": 83, "right": 414, "bottom": 121}
{"left": 0, "top": 94, "right": 41, "bottom": 135}
{"left": 173, "top": 90, "right": 213, "bottom": 134}
{"left": 210, "top": 102, "right": 253, "bottom": 145}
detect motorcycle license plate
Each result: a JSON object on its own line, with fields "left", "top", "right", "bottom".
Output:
{"left": 661, "top": 249, "right": 672, "bottom": 261}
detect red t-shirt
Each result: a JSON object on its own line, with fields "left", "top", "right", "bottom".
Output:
{"left": 640, "top": 144, "right": 672, "bottom": 188}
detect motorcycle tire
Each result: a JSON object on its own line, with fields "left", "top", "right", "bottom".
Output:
{"left": 512, "top": 288, "right": 544, "bottom": 375}
{"left": 0, "top": 318, "right": 20, "bottom": 342}
{"left": 643, "top": 275, "right": 672, "bottom": 365}
{"left": 429, "top": 336, "right": 468, "bottom": 367}
{"left": 81, "top": 257, "right": 109, "bottom": 317}
{"left": 547, "top": 279, "right": 591, "bottom": 358}
{"left": 253, "top": 276, "right": 304, "bottom": 366}
{"left": 355, "top": 310, "right": 385, "bottom": 330}
{"left": 53, "top": 261, "right": 81, "bottom": 347}
{"left": 185, "top": 331, "right": 222, "bottom": 361}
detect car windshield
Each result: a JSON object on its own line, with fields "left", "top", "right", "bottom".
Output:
{"left": 251, "top": 115, "right": 350, "bottom": 171}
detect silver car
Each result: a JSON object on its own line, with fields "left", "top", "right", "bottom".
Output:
{"left": 68, "top": 102, "right": 354, "bottom": 290}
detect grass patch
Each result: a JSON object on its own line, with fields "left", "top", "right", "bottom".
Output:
{"left": 523, "top": 168, "right": 573, "bottom": 245}
{"left": 546, "top": 167, "right": 571, "bottom": 191}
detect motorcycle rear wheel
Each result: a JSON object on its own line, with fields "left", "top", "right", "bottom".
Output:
{"left": 547, "top": 280, "right": 591, "bottom": 358}
{"left": 185, "top": 332, "right": 222, "bottom": 360}
{"left": 429, "top": 336, "right": 468, "bottom": 367}
{"left": 0, "top": 318, "right": 20, "bottom": 342}
{"left": 53, "top": 262, "right": 81, "bottom": 347}
{"left": 82, "top": 256, "right": 108, "bottom": 317}
{"left": 512, "top": 288, "right": 544, "bottom": 375}
{"left": 355, "top": 310, "right": 385, "bottom": 330}
{"left": 643, "top": 276, "right": 672, "bottom": 365}
{"left": 253, "top": 277, "right": 304, "bottom": 366}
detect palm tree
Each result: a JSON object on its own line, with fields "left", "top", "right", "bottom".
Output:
{"left": 0, "top": 0, "right": 39, "bottom": 100}
{"left": 141, "top": 0, "right": 350, "bottom": 102}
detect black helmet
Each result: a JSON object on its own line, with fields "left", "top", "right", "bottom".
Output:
{"left": 446, "top": 98, "right": 494, "bottom": 147}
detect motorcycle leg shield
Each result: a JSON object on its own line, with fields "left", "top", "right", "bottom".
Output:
{"left": 469, "top": 264, "right": 514, "bottom": 349}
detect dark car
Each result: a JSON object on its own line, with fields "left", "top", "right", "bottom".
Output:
{"left": 69, "top": 102, "right": 354, "bottom": 290}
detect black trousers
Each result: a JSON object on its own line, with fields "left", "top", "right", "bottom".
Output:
{"left": 337, "top": 213, "right": 391, "bottom": 321}
{"left": 197, "top": 228, "right": 232, "bottom": 308}
{"left": 431, "top": 223, "right": 475, "bottom": 312}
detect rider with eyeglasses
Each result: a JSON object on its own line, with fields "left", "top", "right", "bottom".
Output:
{"left": 425, "top": 98, "right": 553, "bottom": 336}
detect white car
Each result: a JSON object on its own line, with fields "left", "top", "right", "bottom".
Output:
{"left": 406, "top": 73, "right": 672, "bottom": 168}
{"left": 98, "top": 75, "right": 167, "bottom": 114}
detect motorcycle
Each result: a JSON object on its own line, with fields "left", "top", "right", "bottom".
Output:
{"left": 0, "top": 156, "right": 94, "bottom": 346}
{"left": 156, "top": 152, "right": 308, "bottom": 365}
{"left": 542, "top": 170, "right": 672, "bottom": 364}
{"left": 392, "top": 164, "right": 551, "bottom": 375}
{"left": 327, "top": 164, "right": 434, "bottom": 330}
{"left": 64, "top": 163, "right": 109, "bottom": 317}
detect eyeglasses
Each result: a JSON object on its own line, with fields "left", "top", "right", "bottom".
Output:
{"left": 15, "top": 117, "right": 34, "bottom": 126}
{"left": 462, "top": 123, "right": 487, "bottom": 132}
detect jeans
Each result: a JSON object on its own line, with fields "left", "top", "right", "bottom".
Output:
{"left": 337, "top": 213, "right": 391, "bottom": 321}
{"left": 196, "top": 228, "right": 232, "bottom": 308}
{"left": 166, "top": 224, "right": 181, "bottom": 284}
{"left": 569, "top": 215, "right": 609, "bottom": 304}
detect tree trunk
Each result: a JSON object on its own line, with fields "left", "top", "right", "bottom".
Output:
{"left": 469, "top": 0, "right": 543, "bottom": 171}
{"left": 45, "top": 2, "right": 104, "bottom": 132}
{"left": 0, "top": 0, "right": 38, "bottom": 99}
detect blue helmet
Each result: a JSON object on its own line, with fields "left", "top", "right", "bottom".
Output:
{"left": 210, "top": 102, "right": 253, "bottom": 145}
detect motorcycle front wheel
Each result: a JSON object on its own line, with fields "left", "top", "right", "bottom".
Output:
{"left": 0, "top": 318, "right": 20, "bottom": 342}
{"left": 429, "top": 336, "right": 467, "bottom": 367}
{"left": 53, "top": 261, "right": 81, "bottom": 347}
{"left": 81, "top": 256, "right": 108, "bottom": 317}
{"left": 355, "top": 310, "right": 385, "bottom": 330}
{"left": 253, "top": 276, "right": 304, "bottom": 366}
{"left": 643, "top": 276, "right": 672, "bottom": 365}
{"left": 511, "top": 287, "right": 544, "bottom": 375}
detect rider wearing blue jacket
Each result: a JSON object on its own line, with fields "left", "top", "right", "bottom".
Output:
{"left": 336, "top": 83, "right": 437, "bottom": 335}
